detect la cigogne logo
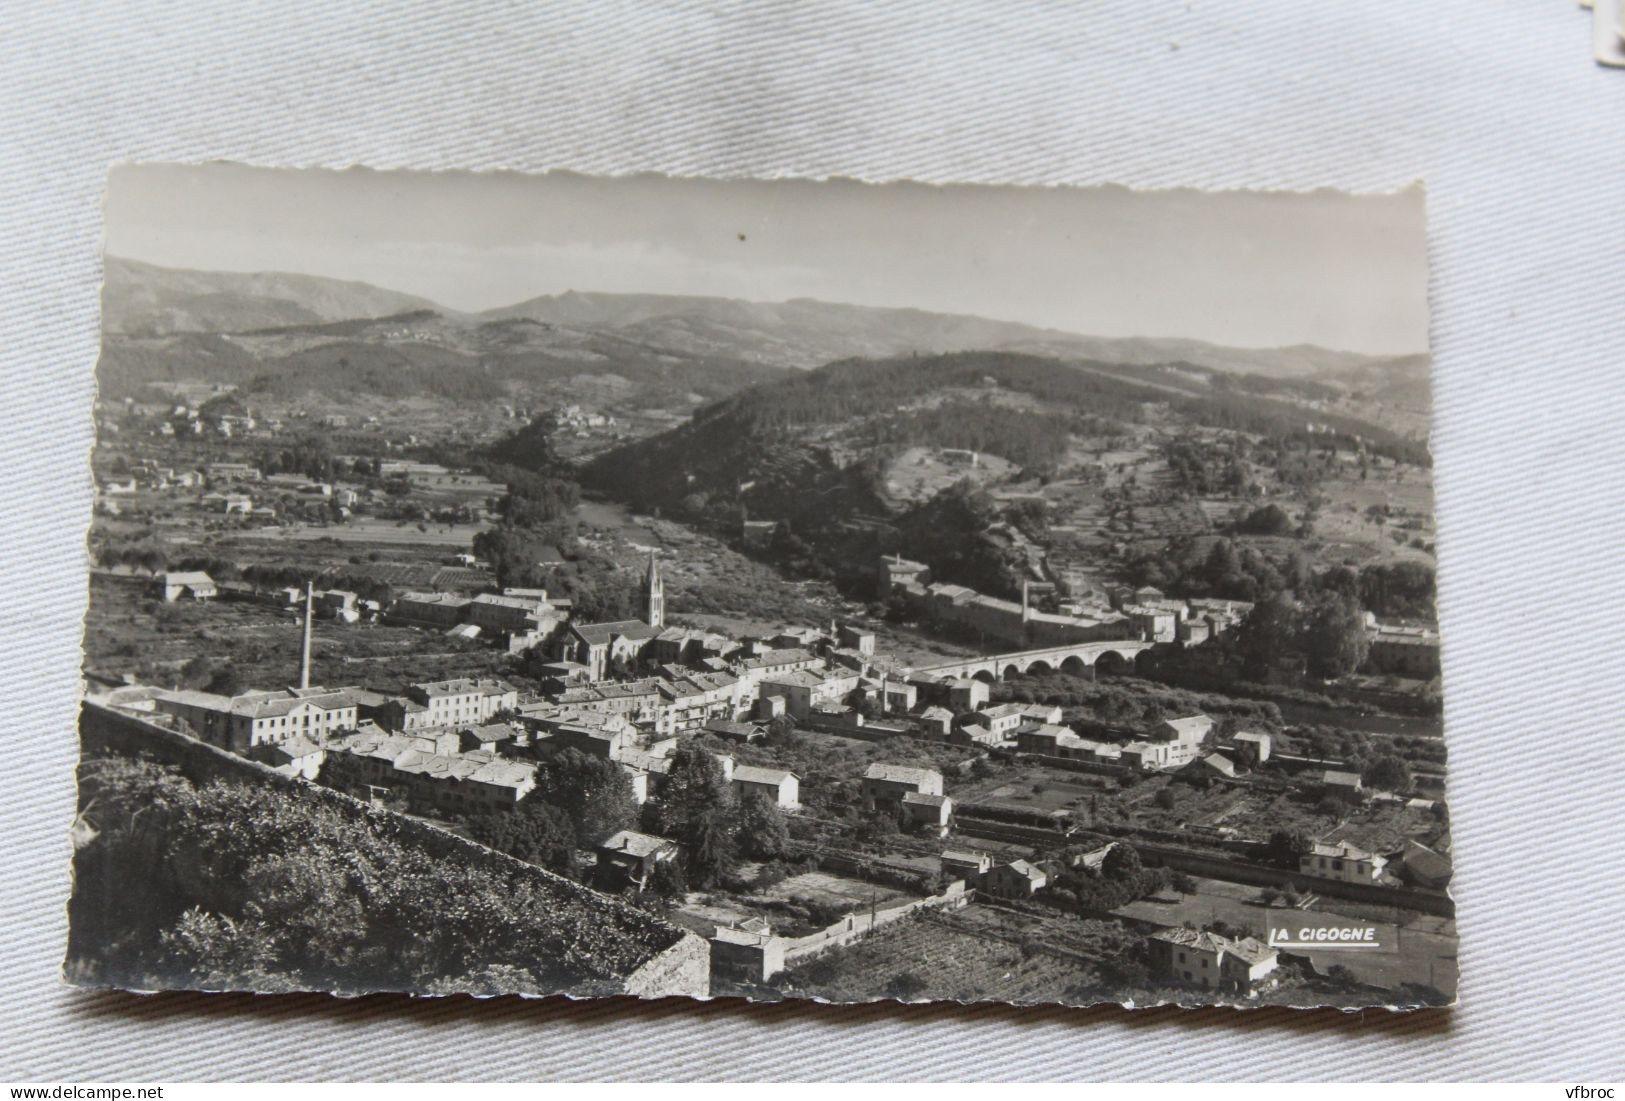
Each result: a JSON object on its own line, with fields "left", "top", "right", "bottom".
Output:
{"left": 1268, "top": 925, "right": 1383, "bottom": 950}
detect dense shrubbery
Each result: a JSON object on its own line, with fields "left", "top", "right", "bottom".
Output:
{"left": 1124, "top": 535, "right": 1435, "bottom": 626}
{"left": 1162, "top": 438, "right": 1250, "bottom": 497}
{"left": 69, "top": 754, "right": 678, "bottom": 996}
{"left": 1046, "top": 842, "right": 1170, "bottom": 913}
{"left": 991, "top": 673, "right": 1282, "bottom": 731}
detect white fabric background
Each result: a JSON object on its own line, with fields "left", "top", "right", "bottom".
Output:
{"left": 3, "top": 0, "right": 1623, "bottom": 1082}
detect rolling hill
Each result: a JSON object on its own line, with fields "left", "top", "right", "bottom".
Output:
{"left": 97, "top": 302, "right": 796, "bottom": 409}
{"left": 103, "top": 256, "right": 446, "bottom": 335}
{"left": 99, "top": 261, "right": 1431, "bottom": 442}
{"left": 481, "top": 288, "right": 1422, "bottom": 387}
{"left": 574, "top": 349, "right": 1432, "bottom": 596}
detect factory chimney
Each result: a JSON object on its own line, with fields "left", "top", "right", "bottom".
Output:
{"left": 299, "top": 580, "right": 314, "bottom": 690}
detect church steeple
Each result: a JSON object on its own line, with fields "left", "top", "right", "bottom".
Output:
{"left": 644, "top": 553, "right": 664, "bottom": 628}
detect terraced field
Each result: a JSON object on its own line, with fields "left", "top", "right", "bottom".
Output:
{"left": 771, "top": 904, "right": 1139, "bottom": 1006}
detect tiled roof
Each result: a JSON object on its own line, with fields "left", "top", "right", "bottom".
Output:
{"left": 733, "top": 765, "right": 796, "bottom": 786}
{"left": 1004, "top": 859, "right": 1045, "bottom": 881}
{"left": 1225, "top": 937, "right": 1277, "bottom": 965}
{"left": 569, "top": 619, "right": 660, "bottom": 646}
{"left": 865, "top": 763, "right": 941, "bottom": 787}
{"left": 159, "top": 571, "right": 216, "bottom": 587}
{"left": 1307, "top": 840, "right": 1379, "bottom": 861}
{"left": 600, "top": 830, "right": 676, "bottom": 859}
{"left": 1160, "top": 714, "right": 1213, "bottom": 739}
{"left": 763, "top": 669, "right": 828, "bottom": 689}
{"left": 1151, "top": 926, "right": 1228, "bottom": 953}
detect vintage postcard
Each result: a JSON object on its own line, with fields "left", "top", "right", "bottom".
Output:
{"left": 73, "top": 165, "right": 1452, "bottom": 1009}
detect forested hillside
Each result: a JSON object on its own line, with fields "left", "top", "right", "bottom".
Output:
{"left": 98, "top": 308, "right": 792, "bottom": 407}
{"left": 574, "top": 350, "right": 1428, "bottom": 598}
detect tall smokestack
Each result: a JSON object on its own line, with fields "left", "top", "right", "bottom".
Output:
{"left": 299, "top": 580, "right": 314, "bottom": 690}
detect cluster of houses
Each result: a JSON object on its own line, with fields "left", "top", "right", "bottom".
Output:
{"left": 1014, "top": 712, "right": 1272, "bottom": 776}
{"left": 142, "top": 556, "right": 1280, "bottom": 792}
{"left": 879, "top": 554, "right": 1439, "bottom": 685}
{"left": 880, "top": 556, "right": 1130, "bottom": 648}
{"left": 152, "top": 573, "right": 390, "bottom": 625}
{"left": 1106, "top": 585, "right": 1254, "bottom": 645}
{"left": 878, "top": 557, "right": 1256, "bottom": 652}
{"left": 101, "top": 457, "right": 364, "bottom": 506}
{"left": 393, "top": 587, "right": 572, "bottom": 653}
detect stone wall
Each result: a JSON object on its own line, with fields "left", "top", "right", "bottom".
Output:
{"left": 623, "top": 931, "right": 713, "bottom": 999}
{"left": 779, "top": 881, "right": 971, "bottom": 967}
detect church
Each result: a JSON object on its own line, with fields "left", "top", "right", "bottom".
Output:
{"left": 559, "top": 554, "right": 666, "bottom": 681}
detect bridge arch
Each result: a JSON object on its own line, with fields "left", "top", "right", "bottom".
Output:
{"left": 1002, "top": 664, "right": 1021, "bottom": 681}
{"left": 1093, "top": 649, "right": 1134, "bottom": 677}
{"left": 1024, "top": 659, "right": 1054, "bottom": 676}
{"left": 971, "top": 669, "right": 995, "bottom": 684}
{"left": 1059, "top": 654, "right": 1088, "bottom": 676}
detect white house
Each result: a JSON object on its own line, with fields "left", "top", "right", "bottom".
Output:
{"left": 1300, "top": 840, "right": 1388, "bottom": 883}
{"left": 732, "top": 765, "right": 801, "bottom": 810}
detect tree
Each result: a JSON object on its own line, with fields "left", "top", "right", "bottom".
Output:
{"left": 646, "top": 857, "right": 688, "bottom": 899}
{"left": 1325, "top": 963, "right": 1361, "bottom": 990}
{"left": 1201, "top": 538, "right": 1245, "bottom": 593}
{"left": 1237, "top": 592, "right": 1299, "bottom": 680}
{"left": 686, "top": 816, "right": 733, "bottom": 890}
{"left": 462, "top": 799, "right": 578, "bottom": 875}
{"left": 1302, "top": 591, "right": 1371, "bottom": 679}
{"left": 473, "top": 525, "right": 573, "bottom": 590}
{"left": 531, "top": 749, "right": 638, "bottom": 846}
{"left": 1362, "top": 753, "right": 1413, "bottom": 793}
{"left": 655, "top": 745, "right": 737, "bottom": 887}
{"left": 885, "top": 971, "right": 928, "bottom": 1000}
{"left": 1101, "top": 841, "right": 1143, "bottom": 881}
{"left": 735, "top": 789, "right": 790, "bottom": 861}
{"left": 1358, "top": 561, "right": 1437, "bottom": 618}
{"left": 314, "top": 751, "right": 372, "bottom": 798}
{"left": 1263, "top": 828, "right": 1312, "bottom": 869}
{"left": 204, "top": 664, "right": 244, "bottom": 697}
{"left": 1236, "top": 503, "right": 1292, "bottom": 536}
{"left": 178, "top": 653, "right": 214, "bottom": 689}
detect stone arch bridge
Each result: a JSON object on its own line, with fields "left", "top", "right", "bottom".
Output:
{"left": 913, "top": 639, "right": 1155, "bottom": 684}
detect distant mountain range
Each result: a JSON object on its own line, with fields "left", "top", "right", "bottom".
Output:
{"left": 99, "top": 257, "right": 1430, "bottom": 431}
{"left": 103, "top": 257, "right": 444, "bottom": 335}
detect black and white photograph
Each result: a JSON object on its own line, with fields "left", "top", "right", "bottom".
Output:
{"left": 73, "top": 164, "right": 1452, "bottom": 1010}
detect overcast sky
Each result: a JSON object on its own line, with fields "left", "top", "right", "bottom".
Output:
{"left": 105, "top": 163, "right": 1429, "bottom": 355}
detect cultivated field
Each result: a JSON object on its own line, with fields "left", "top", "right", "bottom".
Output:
{"left": 773, "top": 903, "right": 1139, "bottom": 1005}
{"left": 82, "top": 574, "right": 508, "bottom": 691}
{"left": 674, "top": 870, "right": 918, "bottom": 939}
{"left": 883, "top": 446, "right": 1021, "bottom": 507}
{"left": 230, "top": 518, "right": 487, "bottom": 548}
